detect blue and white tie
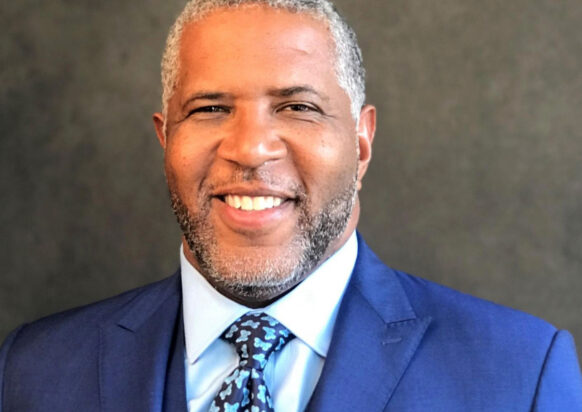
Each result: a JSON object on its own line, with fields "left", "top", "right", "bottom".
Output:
{"left": 209, "top": 312, "right": 294, "bottom": 412}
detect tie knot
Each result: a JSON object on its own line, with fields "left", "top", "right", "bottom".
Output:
{"left": 222, "top": 312, "right": 294, "bottom": 371}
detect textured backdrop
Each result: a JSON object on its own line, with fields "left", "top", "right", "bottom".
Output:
{"left": 1, "top": 0, "right": 581, "bottom": 363}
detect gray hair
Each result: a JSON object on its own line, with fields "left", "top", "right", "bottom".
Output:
{"left": 160, "top": 0, "right": 366, "bottom": 129}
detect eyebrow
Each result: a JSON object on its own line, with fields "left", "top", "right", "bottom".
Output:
{"left": 268, "top": 85, "right": 329, "bottom": 101}
{"left": 182, "top": 92, "right": 229, "bottom": 107}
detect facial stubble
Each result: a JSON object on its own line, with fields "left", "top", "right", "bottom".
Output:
{"left": 170, "top": 171, "right": 357, "bottom": 302}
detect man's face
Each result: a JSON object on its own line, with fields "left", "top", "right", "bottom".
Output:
{"left": 154, "top": 5, "right": 375, "bottom": 305}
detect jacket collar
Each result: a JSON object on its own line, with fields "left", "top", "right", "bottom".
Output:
{"left": 99, "top": 273, "right": 186, "bottom": 412}
{"left": 307, "top": 233, "right": 432, "bottom": 411}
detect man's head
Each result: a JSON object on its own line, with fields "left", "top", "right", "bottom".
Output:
{"left": 153, "top": 0, "right": 376, "bottom": 307}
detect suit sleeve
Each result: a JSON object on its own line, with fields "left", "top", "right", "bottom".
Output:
{"left": 0, "top": 326, "right": 25, "bottom": 412}
{"left": 532, "top": 329, "right": 582, "bottom": 411}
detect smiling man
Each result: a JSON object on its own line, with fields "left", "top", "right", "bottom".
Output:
{"left": 1, "top": 1, "right": 581, "bottom": 411}
{"left": 153, "top": 4, "right": 374, "bottom": 309}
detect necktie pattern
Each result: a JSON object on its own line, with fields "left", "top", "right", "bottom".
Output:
{"left": 209, "top": 312, "right": 294, "bottom": 412}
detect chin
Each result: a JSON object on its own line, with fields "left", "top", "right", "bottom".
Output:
{"left": 197, "top": 240, "right": 309, "bottom": 288}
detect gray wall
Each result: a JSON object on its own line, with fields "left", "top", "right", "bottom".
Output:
{"left": 1, "top": 0, "right": 581, "bottom": 364}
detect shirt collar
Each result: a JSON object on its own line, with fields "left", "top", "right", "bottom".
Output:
{"left": 180, "top": 231, "right": 358, "bottom": 364}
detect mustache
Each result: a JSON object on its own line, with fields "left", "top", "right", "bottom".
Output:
{"left": 201, "top": 167, "right": 306, "bottom": 199}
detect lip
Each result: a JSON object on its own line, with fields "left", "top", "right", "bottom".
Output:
{"left": 212, "top": 196, "right": 295, "bottom": 234}
{"left": 211, "top": 183, "right": 296, "bottom": 200}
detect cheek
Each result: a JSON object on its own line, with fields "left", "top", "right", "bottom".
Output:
{"left": 164, "top": 131, "right": 214, "bottom": 191}
{"left": 290, "top": 130, "right": 358, "bottom": 198}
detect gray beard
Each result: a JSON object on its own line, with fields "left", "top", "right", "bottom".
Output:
{"left": 169, "top": 173, "right": 357, "bottom": 302}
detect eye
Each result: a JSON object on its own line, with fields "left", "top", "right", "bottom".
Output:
{"left": 287, "top": 104, "right": 311, "bottom": 112}
{"left": 279, "top": 103, "right": 321, "bottom": 114}
{"left": 187, "top": 105, "right": 230, "bottom": 117}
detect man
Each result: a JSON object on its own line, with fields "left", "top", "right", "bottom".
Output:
{"left": 1, "top": 0, "right": 581, "bottom": 410}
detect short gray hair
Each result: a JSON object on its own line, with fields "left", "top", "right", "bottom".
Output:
{"left": 160, "top": 0, "right": 366, "bottom": 127}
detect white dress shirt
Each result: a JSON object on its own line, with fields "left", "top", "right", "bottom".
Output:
{"left": 180, "top": 232, "right": 358, "bottom": 412}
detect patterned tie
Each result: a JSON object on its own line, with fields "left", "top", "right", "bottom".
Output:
{"left": 209, "top": 312, "right": 295, "bottom": 412}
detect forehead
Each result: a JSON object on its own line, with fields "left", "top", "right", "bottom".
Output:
{"left": 176, "top": 5, "right": 339, "bottom": 94}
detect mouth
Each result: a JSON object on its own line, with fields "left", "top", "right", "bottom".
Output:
{"left": 218, "top": 194, "right": 286, "bottom": 211}
{"left": 210, "top": 184, "right": 299, "bottom": 233}
{"left": 211, "top": 183, "right": 298, "bottom": 212}
{"left": 211, "top": 192, "right": 296, "bottom": 233}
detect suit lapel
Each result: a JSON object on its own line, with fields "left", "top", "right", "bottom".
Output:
{"left": 163, "top": 309, "right": 188, "bottom": 412}
{"left": 307, "top": 235, "right": 432, "bottom": 412}
{"left": 99, "top": 273, "right": 186, "bottom": 412}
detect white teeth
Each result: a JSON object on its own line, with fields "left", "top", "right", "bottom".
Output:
{"left": 224, "top": 195, "right": 284, "bottom": 211}
{"left": 241, "top": 196, "right": 253, "bottom": 211}
{"left": 253, "top": 196, "right": 265, "bottom": 210}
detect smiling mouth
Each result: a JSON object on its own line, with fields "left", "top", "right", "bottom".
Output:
{"left": 220, "top": 195, "right": 286, "bottom": 211}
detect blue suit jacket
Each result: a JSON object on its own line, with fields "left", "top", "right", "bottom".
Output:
{"left": 1, "top": 235, "right": 581, "bottom": 411}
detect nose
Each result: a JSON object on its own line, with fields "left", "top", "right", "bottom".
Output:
{"left": 217, "top": 107, "right": 287, "bottom": 168}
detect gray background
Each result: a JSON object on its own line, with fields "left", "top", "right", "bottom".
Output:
{"left": 1, "top": 0, "right": 581, "bottom": 364}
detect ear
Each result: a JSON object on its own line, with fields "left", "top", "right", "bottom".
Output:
{"left": 153, "top": 112, "right": 167, "bottom": 149}
{"left": 356, "top": 104, "right": 376, "bottom": 190}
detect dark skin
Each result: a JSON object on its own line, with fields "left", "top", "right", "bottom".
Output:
{"left": 153, "top": 6, "right": 376, "bottom": 308}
